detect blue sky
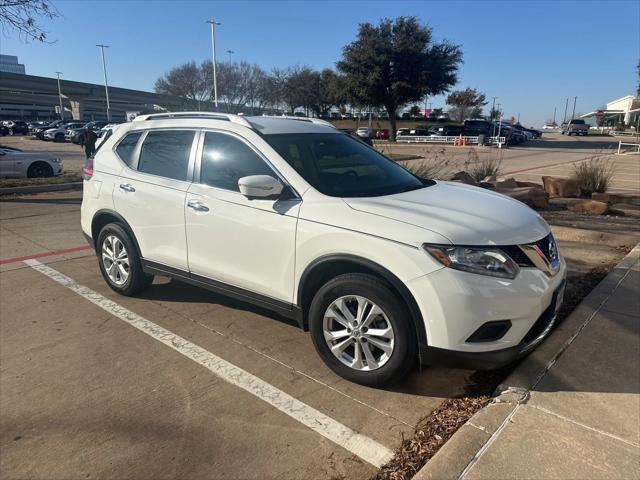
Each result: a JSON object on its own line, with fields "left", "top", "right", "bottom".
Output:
{"left": 2, "top": 0, "right": 638, "bottom": 126}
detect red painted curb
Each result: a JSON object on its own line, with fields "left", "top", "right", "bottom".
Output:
{"left": 0, "top": 245, "right": 93, "bottom": 265}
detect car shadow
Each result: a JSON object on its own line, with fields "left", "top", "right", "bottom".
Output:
{"left": 0, "top": 197, "right": 82, "bottom": 205}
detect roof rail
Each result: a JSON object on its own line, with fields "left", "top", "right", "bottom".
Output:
{"left": 132, "top": 111, "right": 253, "bottom": 128}
{"left": 260, "top": 115, "right": 337, "bottom": 129}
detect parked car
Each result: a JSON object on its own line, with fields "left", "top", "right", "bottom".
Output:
{"left": 340, "top": 113, "right": 352, "bottom": 119}
{"left": 0, "top": 145, "right": 63, "bottom": 178}
{"left": 44, "top": 122, "right": 85, "bottom": 142}
{"left": 432, "top": 124, "right": 464, "bottom": 136}
{"left": 541, "top": 124, "right": 557, "bottom": 130}
{"left": 0, "top": 125, "right": 9, "bottom": 136}
{"left": 463, "top": 119, "right": 493, "bottom": 137}
{"left": 67, "top": 121, "right": 112, "bottom": 143}
{"left": 81, "top": 112, "right": 566, "bottom": 386}
{"left": 396, "top": 128, "right": 411, "bottom": 137}
{"left": 561, "top": 119, "right": 589, "bottom": 136}
{"left": 375, "top": 129, "right": 390, "bottom": 140}
{"left": 1, "top": 120, "right": 29, "bottom": 135}
{"left": 32, "top": 120, "right": 67, "bottom": 139}
{"left": 356, "top": 127, "right": 374, "bottom": 139}
{"left": 409, "top": 128, "right": 431, "bottom": 136}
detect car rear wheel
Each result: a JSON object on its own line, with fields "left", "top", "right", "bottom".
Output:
{"left": 27, "top": 162, "right": 53, "bottom": 178}
{"left": 308, "top": 273, "right": 416, "bottom": 386}
{"left": 96, "top": 223, "right": 153, "bottom": 296}
{"left": 54, "top": 132, "right": 65, "bottom": 142}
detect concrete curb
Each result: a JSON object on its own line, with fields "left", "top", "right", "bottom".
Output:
{"left": 414, "top": 243, "right": 640, "bottom": 480}
{"left": 0, "top": 182, "right": 82, "bottom": 196}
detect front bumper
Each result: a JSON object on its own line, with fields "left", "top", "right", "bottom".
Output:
{"left": 408, "top": 258, "right": 567, "bottom": 369}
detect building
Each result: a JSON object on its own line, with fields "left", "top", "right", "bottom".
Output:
{"left": 581, "top": 95, "right": 640, "bottom": 128}
{"left": 0, "top": 72, "right": 219, "bottom": 121}
{"left": 0, "top": 55, "right": 26, "bottom": 75}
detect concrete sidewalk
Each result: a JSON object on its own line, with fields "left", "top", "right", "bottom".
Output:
{"left": 417, "top": 245, "right": 640, "bottom": 480}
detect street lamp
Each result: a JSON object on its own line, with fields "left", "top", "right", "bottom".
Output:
{"left": 96, "top": 44, "right": 111, "bottom": 121}
{"left": 226, "top": 49, "right": 234, "bottom": 63}
{"left": 55, "top": 72, "right": 64, "bottom": 120}
{"left": 571, "top": 96, "right": 577, "bottom": 121}
{"left": 491, "top": 96, "right": 498, "bottom": 137}
{"left": 206, "top": 19, "right": 221, "bottom": 108}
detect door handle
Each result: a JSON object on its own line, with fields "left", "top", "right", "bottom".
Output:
{"left": 187, "top": 200, "right": 210, "bottom": 212}
{"left": 119, "top": 183, "right": 135, "bottom": 192}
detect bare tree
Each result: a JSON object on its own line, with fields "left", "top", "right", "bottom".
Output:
{"left": 154, "top": 61, "right": 210, "bottom": 106}
{"left": 446, "top": 88, "right": 487, "bottom": 122}
{"left": 0, "top": 0, "right": 59, "bottom": 42}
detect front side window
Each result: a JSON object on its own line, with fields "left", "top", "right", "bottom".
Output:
{"left": 115, "top": 132, "right": 142, "bottom": 166}
{"left": 200, "top": 131, "right": 274, "bottom": 191}
{"left": 264, "top": 133, "right": 431, "bottom": 197}
{"left": 137, "top": 130, "right": 195, "bottom": 181}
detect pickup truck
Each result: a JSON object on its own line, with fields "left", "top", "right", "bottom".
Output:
{"left": 561, "top": 119, "right": 590, "bottom": 136}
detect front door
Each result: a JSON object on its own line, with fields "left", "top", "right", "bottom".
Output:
{"left": 113, "top": 129, "right": 197, "bottom": 271}
{"left": 185, "top": 130, "right": 300, "bottom": 303}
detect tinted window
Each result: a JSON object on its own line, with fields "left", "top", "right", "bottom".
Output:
{"left": 200, "top": 132, "right": 274, "bottom": 191}
{"left": 138, "top": 130, "right": 194, "bottom": 181}
{"left": 264, "top": 133, "right": 431, "bottom": 197}
{"left": 115, "top": 132, "right": 142, "bottom": 166}
{"left": 570, "top": 120, "right": 585, "bottom": 124}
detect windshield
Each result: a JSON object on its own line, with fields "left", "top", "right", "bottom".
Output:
{"left": 264, "top": 132, "right": 432, "bottom": 197}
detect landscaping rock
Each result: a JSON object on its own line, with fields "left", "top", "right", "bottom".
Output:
{"left": 516, "top": 180, "right": 544, "bottom": 189}
{"left": 449, "top": 171, "right": 478, "bottom": 186}
{"left": 592, "top": 192, "right": 640, "bottom": 206}
{"left": 494, "top": 177, "right": 519, "bottom": 189}
{"left": 566, "top": 199, "right": 609, "bottom": 215}
{"left": 542, "top": 176, "right": 579, "bottom": 198}
{"left": 482, "top": 175, "right": 497, "bottom": 183}
{"left": 495, "top": 186, "right": 549, "bottom": 209}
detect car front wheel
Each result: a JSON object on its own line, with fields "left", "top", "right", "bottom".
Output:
{"left": 309, "top": 273, "right": 416, "bottom": 386}
{"left": 96, "top": 223, "right": 153, "bottom": 296}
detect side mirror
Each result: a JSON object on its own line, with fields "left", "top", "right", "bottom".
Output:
{"left": 238, "top": 175, "right": 283, "bottom": 199}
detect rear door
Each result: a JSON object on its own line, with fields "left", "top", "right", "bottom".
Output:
{"left": 0, "top": 149, "right": 18, "bottom": 177}
{"left": 113, "top": 129, "right": 197, "bottom": 271}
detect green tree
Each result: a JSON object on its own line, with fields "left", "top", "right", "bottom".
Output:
{"left": 446, "top": 88, "right": 487, "bottom": 122}
{"left": 488, "top": 107, "right": 501, "bottom": 120}
{"left": 409, "top": 105, "right": 422, "bottom": 117}
{"left": 337, "top": 16, "right": 462, "bottom": 140}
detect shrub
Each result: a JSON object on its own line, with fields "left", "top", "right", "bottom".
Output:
{"left": 464, "top": 148, "right": 503, "bottom": 181}
{"left": 400, "top": 147, "right": 452, "bottom": 180}
{"left": 572, "top": 156, "right": 616, "bottom": 195}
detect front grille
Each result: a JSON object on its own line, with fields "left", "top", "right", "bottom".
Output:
{"left": 499, "top": 245, "right": 534, "bottom": 267}
{"left": 531, "top": 234, "right": 553, "bottom": 262}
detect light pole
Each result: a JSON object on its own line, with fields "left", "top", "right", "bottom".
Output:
{"left": 552, "top": 106, "right": 557, "bottom": 125}
{"left": 562, "top": 98, "right": 568, "bottom": 124}
{"left": 55, "top": 72, "right": 64, "bottom": 120}
{"left": 491, "top": 97, "right": 498, "bottom": 137}
{"left": 96, "top": 44, "right": 111, "bottom": 121}
{"left": 226, "top": 49, "right": 234, "bottom": 63}
{"left": 571, "top": 96, "right": 577, "bottom": 121}
{"left": 206, "top": 19, "right": 221, "bottom": 108}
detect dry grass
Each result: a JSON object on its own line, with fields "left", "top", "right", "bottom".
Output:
{"left": 464, "top": 148, "right": 503, "bottom": 181}
{"left": 399, "top": 147, "right": 453, "bottom": 180}
{"left": 572, "top": 155, "right": 616, "bottom": 195}
{"left": 0, "top": 172, "right": 82, "bottom": 188}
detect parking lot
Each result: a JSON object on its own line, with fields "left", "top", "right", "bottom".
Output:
{"left": 1, "top": 131, "right": 639, "bottom": 479}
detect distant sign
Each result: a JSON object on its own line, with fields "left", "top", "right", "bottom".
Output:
{"left": 596, "top": 109, "right": 605, "bottom": 119}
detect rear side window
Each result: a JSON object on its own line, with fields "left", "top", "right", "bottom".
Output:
{"left": 138, "top": 130, "right": 195, "bottom": 181}
{"left": 570, "top": 120, "right": 585, "bottom": 124}
{"left": 200, "top": 132, "right": 274, "bottom": 191}
{"left": 115, "top": 132, "right": 142, "bottom": 166}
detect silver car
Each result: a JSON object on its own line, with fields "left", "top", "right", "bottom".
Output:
{"left": 0, "top": 146, "right": 63, "bottom": 178}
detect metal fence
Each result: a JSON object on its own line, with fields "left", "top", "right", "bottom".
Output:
{"left": 396, "top": 135, "right": 505, "bottom": 145}
{"left": 617, "top": 141, "right": 640, "bottom": 154}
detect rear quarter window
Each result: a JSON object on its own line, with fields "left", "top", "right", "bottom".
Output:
{"left": 115, "top": 132, "right": 143, "bottom": 166}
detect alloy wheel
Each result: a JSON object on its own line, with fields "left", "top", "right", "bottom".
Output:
{"left": 102, "top": 235, "right": 130, "bottom": 285}
{"left": 323, "top": 295, "right": 395, "bottom": 371}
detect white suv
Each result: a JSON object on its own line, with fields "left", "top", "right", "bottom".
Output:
{"left": 81, "top": 112, "right": 566, "bottom": 386}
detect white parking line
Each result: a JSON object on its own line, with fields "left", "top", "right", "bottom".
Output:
{"left": 24, "top": 258, "right": 394, "bottom": 468}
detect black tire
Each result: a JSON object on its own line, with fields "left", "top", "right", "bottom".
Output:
{"left": 54, "top": 132, "right": 64, "bottom": 142}
{"left": 308, "top": 273, "right": 417, "bottom": 386}
{"left": 27, "top": 161, "right": 53, "bottom": 178}
{"left": 96, "top": 223, "right": 153, "bottom": 296}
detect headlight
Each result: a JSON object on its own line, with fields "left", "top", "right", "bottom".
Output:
{"left": 50, "top": 157, "right": 60, "bottom": 163}
{"left": 422, "top": 244, "right": 520, "bottom": 279}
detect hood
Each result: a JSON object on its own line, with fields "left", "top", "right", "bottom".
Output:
{"left": 343, "top": 181, "right": 549, "bottom": 246}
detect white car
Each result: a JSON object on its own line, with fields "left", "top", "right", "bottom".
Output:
{"left": 0, "top": 146, "right": 63, "bottom": 178}
{"left": 43, "top": 122, "right": 85, "bottom": 142}
{"left": 356, "top": 127, "right": 373, "bottom": 138}
{"left": 541, "top": 124, "right": 557, "bottom": 130}
{"left": 81, "top": 112, "right": 566, "bottom": 386}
